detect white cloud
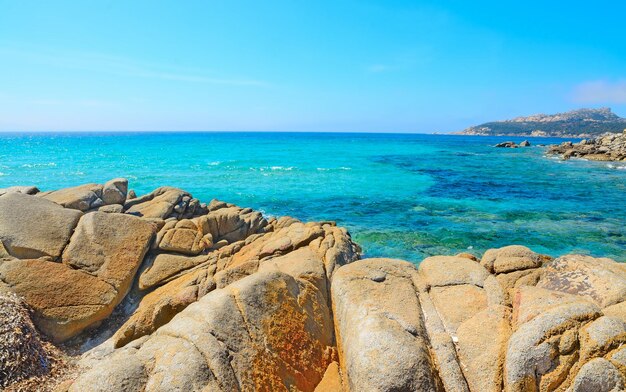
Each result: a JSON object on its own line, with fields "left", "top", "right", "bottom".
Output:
{"left": 572, "top": 80, "right": 626, "bottom": 104}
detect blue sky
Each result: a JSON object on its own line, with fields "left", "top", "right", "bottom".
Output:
{"left": 1, "top": 0, "right": 625, "bottom": 132}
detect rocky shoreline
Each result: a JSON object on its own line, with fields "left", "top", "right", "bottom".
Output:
{"left": 547, "top": 131, "right": 626, "bottom": 161}
{"left": 2, "top": 179, "right": 626, "bottom": 391}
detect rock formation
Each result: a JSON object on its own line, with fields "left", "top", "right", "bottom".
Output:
{"left": 547, "top": 131, "right": 626, "bottom": 161}
{"left": 1, "top": 179, "right": 625, "bottom": 391}
{"left": 494, "top": 141, "right": 531, "bottom": 148}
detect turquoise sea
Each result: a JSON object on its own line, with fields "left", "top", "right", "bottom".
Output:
{"left": 0, "top": 132, "right": 624, "bottom": 263}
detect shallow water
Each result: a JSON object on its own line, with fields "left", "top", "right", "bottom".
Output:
{"left": 0, "top": 132, "right": 624, "bottom": 263}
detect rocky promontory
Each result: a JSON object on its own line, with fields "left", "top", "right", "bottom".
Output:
{"left": 1, "top": 179, "right": 626, "bottom": 391}
{"left": 459, "top": 108, "right": 626, "bottom": 137}
{"left": 548, "top": 131, "right": 626, "bottom": 161}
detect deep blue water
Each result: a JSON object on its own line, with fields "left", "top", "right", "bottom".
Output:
{"left": 0, "top": 132, "right": 624, "bottom": 263}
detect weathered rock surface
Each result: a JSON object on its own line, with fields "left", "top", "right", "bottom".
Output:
{"left": 0, "top": 193, "right": 82, "bottom": 259}
{"left": 114, "top": 219, "right": 359, "bottom": 350}
{"left": 0, "top": 258, "right": 119, "bottom": 342}
{"left": 41, "top": 183, "right": 106, "bottom": 211}
{"left": 547, "top": 131, "right": 626, "bottom": 161}
{"left": 3, "top": 179, "right": 626, "bottom": 392}
{"left": 123, "top": 186, "right": 207, "bottom": 219}
{"left": 481, "top": 245, "right": 542, "bottom": 274}
{"left": 0, "top": 185, "right": 39, "bottom": 196}
{"left": 538, "top": 254, "right": 626, "bottom": 308}
{"left": 73, "top": 250, "right": 340, "bottom": 391}
{"left": 331, "top": 258, "right": 442, "bottom": 392}
{"left": 0, "top": 211, "right": 155, "bottom": 343}
{"left": 63, "top": 212, "right": 155, "bottom": 293}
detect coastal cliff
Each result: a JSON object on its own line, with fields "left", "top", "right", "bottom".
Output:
{"left": 459, "top": 108, "right": 626, "bottom": 137}
{"left": 2, "top": 180, "right": 626, "bottom": 391}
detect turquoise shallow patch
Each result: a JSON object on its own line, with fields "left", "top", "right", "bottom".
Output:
{"left": 0, "top": 132, "right": 624, "bottom": 263}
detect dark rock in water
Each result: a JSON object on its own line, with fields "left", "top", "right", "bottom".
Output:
{"left": 519, "top": 140, "right": 531, "bottom": 147}
{"left": 495, "top": 141, "right": 517, "bottom": 148}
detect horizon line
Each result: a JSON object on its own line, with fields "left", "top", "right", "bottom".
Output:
{"left": 0, "top": 129, "right": 451, "bottom": 135}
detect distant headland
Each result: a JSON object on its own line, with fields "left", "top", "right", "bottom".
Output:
{"left": 458, "top": 107, "right": 626, "bottom": 137}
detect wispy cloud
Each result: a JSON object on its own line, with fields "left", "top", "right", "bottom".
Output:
{"left": 367, "top": 64, "right": 392, "bottom": 73}
{"left": 0, "top": 45, "right": 270, "bottom": 87}
{"left": 30, "top": 98, "right": 113, "bottom": 107}
{"left": 572, "top": 80, "right": 626, "bottom": 104}
{"left": 365, "top": 47, "right": 433, "bottom": 74}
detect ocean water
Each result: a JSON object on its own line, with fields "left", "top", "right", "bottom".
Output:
{"left": 0, "top": 132, "right": 624, "bottom": 263}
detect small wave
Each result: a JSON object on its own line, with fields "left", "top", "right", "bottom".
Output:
{"left": 208, "top": 161, "right": 221, "bottom": 166}
{"left": 316, "top": 167, "right": 352, "bottom": 171}
{"left": 607, "top": 163, "right": 626, "bottom": 170}
{"left": 21, "top": 162, "right": 57, "bottom": 168}
{"left": 255, "top": 166, "right": 295, "bottom": 172}
{"left": 0, "top": 172, "right": 5, "bottom": 176}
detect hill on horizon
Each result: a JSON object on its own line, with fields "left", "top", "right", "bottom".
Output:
{"left": 458, "top": 108, "right": 626, "bottom": 137}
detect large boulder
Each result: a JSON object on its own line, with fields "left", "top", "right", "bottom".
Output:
{"left": 151, "top": 206, "right": 267, "bottom": 256}
{"left": 504, "top": 301, "right": 601, "bottom": 391}
{"left": 101, "top": 178, "right": 128, "bottom": 205}
{"left": 63, "top": 212, "right": 155, "bottom": 298}
{"left": 41, "top": 183, "right": 105, "bottom": 211}
{"left": 456, "top": 305, "right": 511, "bottom": 392}
{"left": 481, "top": 245, "right": 542, "bottom": 274}
{"left": 538, "top": 254, "right": 626, "bottom": 308}
{"left": 138, "top": 252, "right": 210, "bottom": 290}
{"left": 0, "top": 211, "right": 155, "bottom": 342}
{"left": 331, "top": 258, "right": 442, "bottom": 391}
{"left": 115, "top": 220, "right": 359, "bottom": 349}
{"left": 0, "top": 185, "right": 39, "bottom": 196}
{"left": 113, "top": 267, "right": 215, "bottom": 348}
{"left": 569, "top": 358, "right": 625, "bottom": 392}
{"left": 419, "top": 255, "right": 489, "bottom": 287}
{"left": 0, "top": 193, "right": 82, "bottom": 259}
{"left": 72, "top": 250, "right": 337, "bottom": 391}
{"left": 124, "top": 187, "right": 206, "bottom": 219}
{"left": 0, "top": 258, "right": 118, "bottom": 342}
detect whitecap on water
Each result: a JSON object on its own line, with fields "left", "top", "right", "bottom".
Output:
{"left": 317, "top": 167, "right": 352, "bottom": 171}
{"left": 257, "top": 166, "right": 295, "bottom": 171}
{"left": 20, "top": 162, "right": 57, "bottom": 168}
